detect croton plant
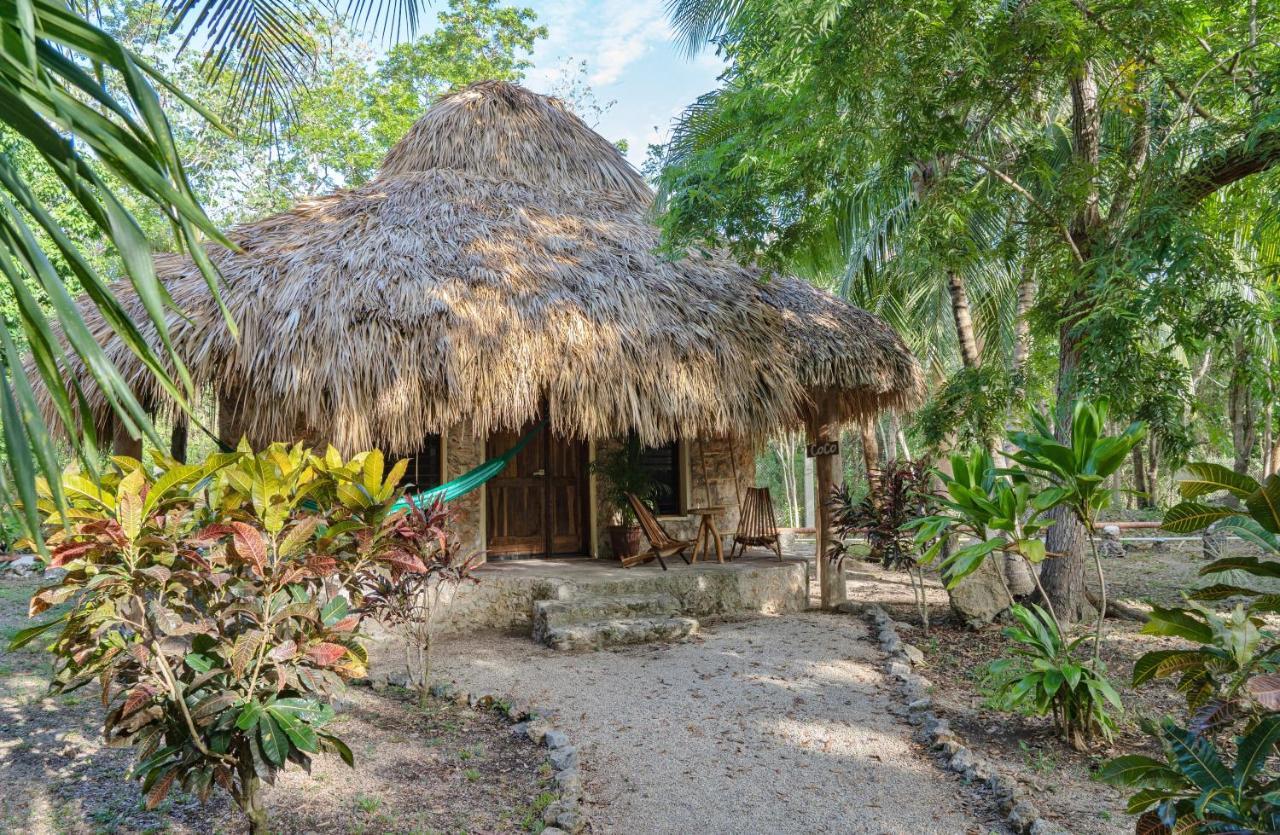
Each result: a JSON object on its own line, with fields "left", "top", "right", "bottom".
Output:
{"left": 10, "top": 442, "right": 432, "bottom": 832}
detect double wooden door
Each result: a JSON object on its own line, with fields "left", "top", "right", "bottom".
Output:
{"left": 485, "top": 421, "right": 588, "bottom": 558}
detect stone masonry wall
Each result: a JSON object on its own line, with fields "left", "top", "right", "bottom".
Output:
{"left": 446, "top": 422, "right": 486, "bottom": 558}
{"left": 593, "top": 434, "right": 757, "bottom": 559}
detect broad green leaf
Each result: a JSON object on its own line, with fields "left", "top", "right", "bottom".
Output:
{"left": 1246, "top": 475, "right": 1280, "bottom": 534}
{"left": 266, "top": 704, "right": 319, "bottom": 753}
{"left": 236, "top": 700, "right": 264, "bottom": 731}
{"left": 1162, "top": 502, "right": 1236, "bottom": 534}
{"left": 1178, "top": 463, "right": 1259, "bottom": 500}
{"left": 259, "top": 714, "right": 290, "bottom": 765}
{"left": 1235, "top": 714, "right": 1280, "bottom": 783}
{"left": 1140, "top": 608, "right": 1213, "bottom": 644}
{"left": 1094, "top": 755, "right": 1185, "bottom": 789}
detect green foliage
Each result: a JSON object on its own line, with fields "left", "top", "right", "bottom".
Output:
{"left": 589, "top": 435, "right": 664, "bottom": 526}
{"left": 913, "top": 365, "right": 1022, "bottom": 454}
{"left": 1100, "top": 462, "right": 1280, "bottom": 833}
{"left": 984, "top": 604, "right": 1121, "bottom": 751}
{"left": 908, "top": 448, "right": 1052, "bottom": 589}
{"left": 9, "top": 443, "right": 439, "bottom": 831}
{"left": 1006, "top": 400, "right": 1148, "bottom": 529}
{"left": 1095, "top": 718, "right": 1280, "bottom": 834}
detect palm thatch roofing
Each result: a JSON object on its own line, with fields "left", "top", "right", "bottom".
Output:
{"left": 37, "top": 81, "right": 922, "bottom": 453}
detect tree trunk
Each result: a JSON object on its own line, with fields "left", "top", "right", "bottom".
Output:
{"left": 947, "top": 270, "right": 981, "bottom": 369}
{"left": 1012, "top": 266, "right": 1036, "bottom": 386}
{"left": 859, "top": 420, "right": 880, "bottom": 486}
{"left": 1229, "top": 334, "right": 1257, "bottom": 479}
{"left": 1040, "top": 60, "right": 1102, "bottom": 624}
{"left": 1147, "top": 438, "right": 1161, "bottom": 509}
{"left": 1131, "top": 446, "right": 1149, "bottom": 509}
{"left": 1039, "top": 324, "right": 1092, "bottom": 623}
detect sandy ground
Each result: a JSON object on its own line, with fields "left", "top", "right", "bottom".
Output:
{"left": 434, "top": 610, "right": 990, "bottom": 834}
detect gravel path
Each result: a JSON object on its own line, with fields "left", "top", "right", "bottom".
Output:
{"left": 435, "top": 611, "right": 983, "bottom": 834}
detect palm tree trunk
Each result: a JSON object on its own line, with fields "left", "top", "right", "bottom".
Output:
{"left": 947, "top": 270, "right": 981, "bottom": 369}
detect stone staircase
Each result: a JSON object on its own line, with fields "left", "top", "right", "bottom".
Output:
{"left": 532, "top": 591, "right": 699, "bottom": 651}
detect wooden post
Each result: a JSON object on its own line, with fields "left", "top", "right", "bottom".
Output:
{"left": 111, "top": 418, "right": 142, "bottom": 460}
{"left": 170, "top": 418, "right": 188, "bottom": 463}
{"left": 808, "top": 398, "right": 847, "bottom": 609}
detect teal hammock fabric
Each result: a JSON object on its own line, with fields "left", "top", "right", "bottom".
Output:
{"left": 392, "top": 420, "right": 546, "bottom": 510}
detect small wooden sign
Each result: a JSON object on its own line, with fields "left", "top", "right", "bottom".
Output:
{"left": 806, "top": 441, "right": 839, "bottom": 458}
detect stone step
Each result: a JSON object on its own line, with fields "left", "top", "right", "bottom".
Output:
{"left": 542, "top": 616, "right": 699, "bottom": 651}
{"left": 532, "top": 592, "right": 679, "bottom": 640}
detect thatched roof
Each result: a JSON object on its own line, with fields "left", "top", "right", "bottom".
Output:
{"left": 36, "top": 81, "right": 922, "bottom": 453}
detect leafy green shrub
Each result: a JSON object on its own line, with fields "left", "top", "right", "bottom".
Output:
{"left": 1096, "top": 717, "right": 1280, "bottom": 834}
{"left": 1097, "top": 461, "right": 1280, "bottom": 833}
{"left": 984, "top": 603, "right": 1121, "bottom": 750}
{"left": 10, "top": 443, "right": 429, "bottom": 833}
{"left": 831, "top": 460, "right": 936, "bottom": 629}
{"left": 358, "top": 493, "right": 477, "bottom": 707}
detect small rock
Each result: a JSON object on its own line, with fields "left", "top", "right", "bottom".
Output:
{"left": 525, "top": 719, "right": 551, "bottom": 744}
{"left": 541, "top": 829, "right": 567, "bottom": 835}
{"left": 428, "top": 682, "right": 454, "bottom": 698}
{"left": 556, "top": 810, "right": 585, "bottom": 833}
{"left": 544, "top": 729, "right": 570, "bottom": 749}
{"left": 469, "top": 692, "right": 495, "bottom": 709}
{"left": 901, "top": 643, "right": 925, "bottom": 665}
{"left": 907, "top": 697, "right": 932, "bottom": 712}
{"left": 1008, "top": 800, "right": 1040, "bottom": 832}
{"left": 542, "top": 801, "right": 566, "bottom": 824}
{"left": 510, "top": 721, "right": 530, "bottom": 738}
{"left": 554, "top": 768, "right": 583, "bottom": 798}
{"left": 938, "top": 739, "right": 963, "bottom": 757}
{"left": 549, "top": 745, "right": 578, "bottom": 770}
{"left": 949, "top": 748, "right": 975, "bottom": 773}
{"left": 887, "top": 661, "right": 911, "bottom": 680}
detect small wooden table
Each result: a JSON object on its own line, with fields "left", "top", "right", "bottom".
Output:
{"left": 687, "top": 506, "right": 726, "bottom": 563}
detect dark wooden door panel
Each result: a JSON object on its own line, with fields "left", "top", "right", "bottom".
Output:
{"left": 485, "top": 422, "right": 546, "bottom": 556}
{"left": 547, "top": 436, "right": 586, "bottom": 555}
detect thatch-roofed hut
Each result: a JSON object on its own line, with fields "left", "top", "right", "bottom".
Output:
{"left": 35, "top": 81, "right": 921, "bottom": 606}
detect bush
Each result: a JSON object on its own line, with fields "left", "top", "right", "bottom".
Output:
{"left": 357, "top": 493, "right": 478, "bottom": 706}
{"left": 984, "top": 603, "right": 1121, "bottom": 751}
{"left": 1097, "top": 462, "right": 1280, "bottom": 832}
{"left": 10, "top": 443, "right": 434, "bottom": 833}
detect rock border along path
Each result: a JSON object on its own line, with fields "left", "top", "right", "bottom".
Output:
{"left": 425, "top": 682, "right": 589, "bottom": 834}
{"left": 859, "top": 603, "right": 1069, "bottom": 835}
{"left": 434, "top": 611, "right": 983, "bottom": 833}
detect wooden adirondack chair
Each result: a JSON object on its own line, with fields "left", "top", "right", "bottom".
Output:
{"left": 731, "top": 487, "right": 783, "bottom": 560}
{"left": 625, "top": 493, "right": 694, "bottom": 570}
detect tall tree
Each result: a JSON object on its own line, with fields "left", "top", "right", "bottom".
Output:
{"left": 659, "top": 0, "right": 1280, "bottom": 620}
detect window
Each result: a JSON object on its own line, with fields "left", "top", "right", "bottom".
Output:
{"left": 636, "top": 437, "right": 682, "bottom": 515}
{"left": 395, "top": 435, "right": 442, "bottom": 492}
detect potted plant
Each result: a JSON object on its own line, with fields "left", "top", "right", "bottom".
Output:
{"left": 590, "top": 435, "right": 660, "bottom": 560}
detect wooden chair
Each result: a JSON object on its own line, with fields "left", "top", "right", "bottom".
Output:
{"left": 731, "top": 487, "right": 783, "bottom": 561}
{"left": 625, "top": 493, "right": 694, "bottom": 570}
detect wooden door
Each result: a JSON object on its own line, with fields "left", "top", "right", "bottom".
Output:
{"left": 485, "top": 421, "right": 547, "bottom": 557}
{"left": 546, "top": 436, "right": 588, "bottom": 555}
{"left": 485, "top": 423, "right": 588, "bottom": 558}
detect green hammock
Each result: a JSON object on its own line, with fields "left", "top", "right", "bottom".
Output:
{"left": 392, "top": 419, "right": 546, "bottom": 511}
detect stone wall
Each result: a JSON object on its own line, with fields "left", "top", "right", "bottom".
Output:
{"left": 446, "top": 422, "right": 486, "bottom": 557}
{"left": 593, "top": 434, "right": 757, "bottom": 559}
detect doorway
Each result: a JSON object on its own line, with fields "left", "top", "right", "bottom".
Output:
{"left": 485, "top": 420, "right": 589, "bottom": 558}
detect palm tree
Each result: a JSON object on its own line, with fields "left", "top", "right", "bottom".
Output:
{"left": 0, "top": 1, "right": 419, "bottom": 539}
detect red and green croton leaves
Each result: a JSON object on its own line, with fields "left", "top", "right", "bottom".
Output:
{"left": 11, "top": 443, "right": 430, "bottom": 817}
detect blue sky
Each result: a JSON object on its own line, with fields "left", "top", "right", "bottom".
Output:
{"left": 479, "top": 0, "right": 724, "bottom": 167}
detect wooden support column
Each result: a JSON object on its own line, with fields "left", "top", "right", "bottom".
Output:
{"left": 170, "top": 418, "right": 188, "bottom": 463}
{"left": 808, "top": 398, "right": 847, "bottom": 609}
{"left": 111, "top": 418, "right": 142, "bottom": 460}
